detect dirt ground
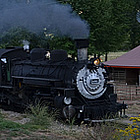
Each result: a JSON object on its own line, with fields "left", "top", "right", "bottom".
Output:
{"left": 0, "top": 110, "right": 82, "bottom": 140}
{"left": 126, "top": 104, "right": 140, "bottom": 116}
{"left": 0, "top": 102, "right": 139, "bottom": 140}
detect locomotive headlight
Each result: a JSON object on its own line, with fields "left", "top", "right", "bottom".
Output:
{"left": 94, "top": 58, "right": 100, "bottom": 66}
{"left": 64, "top": 97, "right": 72, "bottom": 105}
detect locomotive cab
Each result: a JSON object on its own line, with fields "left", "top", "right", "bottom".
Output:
{"left": 0, "top": 47, "right": 28, "bottom": 87}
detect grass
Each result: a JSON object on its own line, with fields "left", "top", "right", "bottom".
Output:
{"left": 100, "top": 51, "right": 127, "bottom": 61}
{"left": 26, "top": 102, "right": 57, "bottom": 129}
{"left": 0, "top": 103, "right": 54, "bottom": 134}
{"left": 0, "top": 104, "right": 58, "bottom": 140}
{"left": 0, "top": 104, "right": 139, "bottom": 140}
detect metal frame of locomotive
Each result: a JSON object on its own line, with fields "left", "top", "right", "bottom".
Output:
{"left": 0, "top": 39, "right": 127, "bottom": 122}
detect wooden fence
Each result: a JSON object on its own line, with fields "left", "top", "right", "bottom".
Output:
{"left": 114, "top": 84, "right": 140, "bottom": 101}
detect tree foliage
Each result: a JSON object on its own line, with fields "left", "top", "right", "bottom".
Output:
{"left": 129, "top": 0, "right": 140, "bottom": 49}
{"left": 0, "top": 0, "right": 140, "bottom": 56}
{"left": 47, "top": 36, "right": 76, "bottom": 56}
{"left": 0, "top": 27, "right": 76, "bottom": 56}
{"left": 0, "top": 27, "right": 43, "bottom": 49}
{"left": 58, "top": 0, "right": 137, "bottom": 54}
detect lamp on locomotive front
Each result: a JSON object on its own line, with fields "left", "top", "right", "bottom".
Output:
{"left": 74, "top": 39, "right": 89, "bottom": 62}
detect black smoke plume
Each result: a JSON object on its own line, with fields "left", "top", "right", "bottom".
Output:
{"left": 0, "top": 0, "right": 89, "bottom": 39}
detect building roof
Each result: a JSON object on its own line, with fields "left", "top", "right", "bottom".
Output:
{"left": 104, "top": 45, "right": 140, "bottom": 68}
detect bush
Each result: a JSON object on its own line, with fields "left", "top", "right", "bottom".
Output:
{"left": 27, "top": 102, "right": 56, "bottom": 128}
{"left": 115, "top": 114, "right": 140, "bottom": 140}
{"left": 75, "top": 121, "right": 123, "bottom": 140}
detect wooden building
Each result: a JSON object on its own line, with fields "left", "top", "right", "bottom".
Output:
{"left": 104, "top": 46, "right": 140, "bottom": 85}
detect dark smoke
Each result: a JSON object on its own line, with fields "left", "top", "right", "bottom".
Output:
{"left": 0, "top": 0, "right": 89, "bottom": 39}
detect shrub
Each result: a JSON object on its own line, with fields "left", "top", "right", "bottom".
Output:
{"left": 27, "top": 102, "right": 57, "bottom": 128}
{"left": 75, "top": 121, "right": 123, "bottom": 140}
{"left": 115, "top": 114, "right": 140, "bottom": 140}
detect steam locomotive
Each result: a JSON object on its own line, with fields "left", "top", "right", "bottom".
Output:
{"left": 0, "top": 39, "right": 127, "bottom": 122}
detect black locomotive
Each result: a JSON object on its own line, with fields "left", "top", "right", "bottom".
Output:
{"left": 0, "top": 39, "right": 127, "bottom": 122}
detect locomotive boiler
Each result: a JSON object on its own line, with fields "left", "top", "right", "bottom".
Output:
{"left": 0, "top": 39, "right": 127, "bottom": 122}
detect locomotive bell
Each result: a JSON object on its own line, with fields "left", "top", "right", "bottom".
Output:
{"left": 75, "top": 39, "right": 89, "bottom": 62}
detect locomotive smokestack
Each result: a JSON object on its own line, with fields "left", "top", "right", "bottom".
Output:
{"left": 75, "top": 39, "right": 89, "bottom": 62}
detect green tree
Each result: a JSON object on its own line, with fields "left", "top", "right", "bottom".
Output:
{"left": 58, "top": 0, "right": 135, "bottom": 57}
{"left": 129, "top": 0, "right": 140, "bottom": 49}
{"left": 0, "top": 27, "right": 76, "bottom": 57}
{"left": 0, "top": 27, "right": 49, "bottom": 49}
{"left": 1, "top": 0, "right": 139, "bottom": 59}
{"left": 46, "top": 35, "right": 76, "bottom": 57}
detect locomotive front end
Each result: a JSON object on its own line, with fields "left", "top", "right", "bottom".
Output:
{"left": 75, "top": 39, "right": 107, "bottom": 100}
{"left": 62, "top": 39, "right": 127, "bottom": 122}
{"left": 76, "top": 65, "right": 107, "bottom": 99}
